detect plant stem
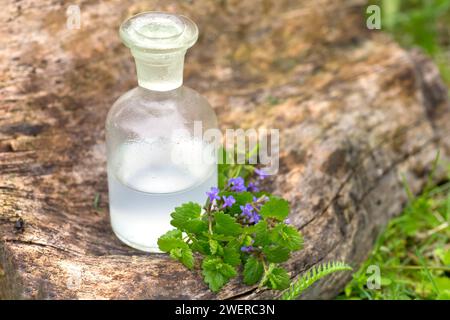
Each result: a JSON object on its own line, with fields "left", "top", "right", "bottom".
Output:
{"left": 258, "top": 258, "right": 271, "bottom": 288}
{"left": 205, "top": 200, "right": 214, "bottom": 235}
{"left": 208, "top": 208, "right": 213, "bottom": 234}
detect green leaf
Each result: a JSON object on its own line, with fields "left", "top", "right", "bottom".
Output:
{"left": 271, "top": 224, "right": 303, "bottom": 251}
{"left": 264, "top": 266, "right": 290, "bottom": 290}
{"left": 211, "top": 233, "right": 236, "bottom": 242}
{"left": 209, "top": 239, "right": 219, "bottom": 255}
{"left": 157, "top": 229, "right": 188, "bottom": 252}
{"left": 214, "top": 211, "right": 242, "bottom": 236}
{"left": 281, "top": 261, "right": 352, "bottom": 300}
{"left": 191, "top": 239, "right": 210, "bottom": 255}
{"left": 158, "top": 229, "right": 194, "bottom": 269}
{"left": 158, "top": 229, "right": 183, "bottom": 240}
{"left": 223, "top": 241, "right": 241, "bottom": 266}
{"left": 220, "top": 262, "right": 237, "bottom": 278}
{"left": 260, "top": 196, "right": 290, "bottom": 221}
{"left": 158, "top": 238, "right": 188, "bottom": 252}
{"left": 169, "top": 247, "right": 195, "bottom": 270}
{"left": 242, "top": 235, "right": 254, "bottom": 246}
{"left": 170, "top": 202, "right": 200, "bottom": 225}
{"left": 170, "top": 202, "right": 207, "bottom": 233}
{"left": 180, "top": 247, "right": 195, "bottom": 269}
{"left": 243, "top": 256, "right": 264, "bottom": 285}
{"left": 170, "top": 248, "right": 182, "bottom": 259}
{"left": 202, "top": 257, "right": 237, "bottom": 292}
{"left": 263, "top": 245, "right": 290, "bottom": 263}
{"left": 252, "top": 220, "right": 270, "bottom": 246}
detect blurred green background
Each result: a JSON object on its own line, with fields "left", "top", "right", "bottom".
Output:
{"left": 340, "top": 0, "right": 450, "bottom": 300}
{"left": 378, "top": 0, "right": 450, "bottom": 84}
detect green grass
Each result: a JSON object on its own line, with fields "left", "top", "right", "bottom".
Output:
{"left": 340, "top": 178, "right": 450, "bottom": 299}
{"left": 373, "top": 0, "right": 450, "bottom": 84}
{"left": 340, "top": 161, "right": 450, "bottom": 300}
{"left": 339, "top": 0, "right": 450, "bottom": 300}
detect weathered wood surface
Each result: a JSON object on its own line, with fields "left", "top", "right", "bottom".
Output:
{"left": 1, "top": 0, "right": 449, "bottom": 299}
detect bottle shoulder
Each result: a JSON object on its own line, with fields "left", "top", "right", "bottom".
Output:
{"left": 109, "top": 86, "right": 214, "bottom": 114}
{"left": 106, "top": 86, "right": 217, "bottom": 134}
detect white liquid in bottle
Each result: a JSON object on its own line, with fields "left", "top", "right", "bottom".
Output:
{"left": 108, "top": 140, "right": 217, "bottom": 252}
{"left": 106, "top": 12, "right": 218, "bottom": 252}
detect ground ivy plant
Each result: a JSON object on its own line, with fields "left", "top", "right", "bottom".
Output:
{"left": 158, "top": 148, "right": 351, "bottom": 299}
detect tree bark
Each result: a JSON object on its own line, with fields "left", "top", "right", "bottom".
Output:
{"left": 0, "top": 0, "right": 449, "bottom": 299}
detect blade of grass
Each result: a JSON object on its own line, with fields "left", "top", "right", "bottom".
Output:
{"left": 416, "top": 250, "right": 440, "bottom": 296}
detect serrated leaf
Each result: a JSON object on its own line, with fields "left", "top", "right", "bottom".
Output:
{"left": 157, "top": 230, "right": 188, "bottom": 252}
{"left": 159, "top": 238, "right": 188, "bottom": 252}
{"left": 202, "top": 269, "right": 227, "bottom": 292}
{"left": 264, "top": 267, "right": 290, "bottom": 290}
{"left": 186, "top": 220, "right": 208, "bottom": 233}
{"left": 170, "top": 247, "right": 182, "bottom": 259}
{"left": 209, "top": 239, "right": 219, "bottom": 255}
{"left": 259, "top": 197, "right": 290, "bottom": 221}
{"left": 223, "top": 241, "right": 241, "bottom": 266}
{"left": 160, "top": 229, "right": 183, "bottom": 239}
{"left": 271, "top": 224, "right": 303, "bottom": 251}
{"left": 220, "top": 262, "right": 237, "bottom": 278}
{"left": 171, "top": 202, "right": 201, "bottom": 224}
{"left": 252, "top": 220, "right": 270, "bottom": 246}
{"left": 202, "top": 257, "right": 237, "bottom": 292}
{"left": 214, "top": 211, "right": 242, "bottom": 236}
{"left": 243, "top": 256, "right": 264, "bottom": 285}
{"left": 211, "top": 233, "right": 236, "bottom": 242}
{"left": 170, "top": 202, "right": 207, "bottom": 233}
{"left": 181, "top": 247, "right": 195, "bottom": 269}
{"left": 191, "top": 239, "right": 210, "bottom": 255}
{"left": 169, "top": 247, "right": 195, "bottom": 270}
{"left": 243, "top": 235, "right": 254, "bottom": 246}
{"left": 263, "top": 245, "right": 290, "bottom": 263}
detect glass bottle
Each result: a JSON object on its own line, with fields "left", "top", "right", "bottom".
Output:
{"left": 106, "top": 12, "right": 218, "bottom": 252}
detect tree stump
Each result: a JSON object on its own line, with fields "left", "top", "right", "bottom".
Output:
{"left": 1, "top": 0, "right": 449, "bottom": 299}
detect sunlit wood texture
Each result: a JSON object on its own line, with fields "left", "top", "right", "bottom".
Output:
{"left": 1, "top": 0, "right": 449, "bottom": 299}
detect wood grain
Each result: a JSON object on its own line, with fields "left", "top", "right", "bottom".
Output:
{"left": 0, "top": 0, "right": 449, "bottom": 299}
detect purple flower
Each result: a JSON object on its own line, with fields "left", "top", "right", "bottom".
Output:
{"left": 253, "top": 213, "right": 262, "bottom": 223}
{"left": 222, "top": 195, "right": 236, "bottom": 208}
{"left": 284, "top": 218, "right": 291, "bottom": 225}
{"left": 252, "top": 196, "right": 262, "bottom": 210}
{"left": 240, "top": 203, "right": 261, "bottom": 224}
{"left": 240, "top": 245, "right": 253, "bottom": 253}
{"left": 240, "top": 203, "right": 254, "bottom": 217}
{"left": 247, "top": 182, "right": 259, "bottom": 192}
{"left": 254, "top": 168, "right": 269, "bottom": 180}
{"left": 206, "top": 187, "right": 220, "bottom": 202}
{"left": 228, "top": 177, "right": 247, "bottom": 192}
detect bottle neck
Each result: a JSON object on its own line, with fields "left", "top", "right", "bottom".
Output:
{"left": 132, "top": 49, "right": 186, "bottom": 92}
